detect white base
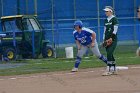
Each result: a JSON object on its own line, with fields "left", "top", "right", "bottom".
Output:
{"left": 106, "top": 66, "right": 128, "bottom": 71}
{"left": 116, "top": 66, "right": 128, "bottom": 70}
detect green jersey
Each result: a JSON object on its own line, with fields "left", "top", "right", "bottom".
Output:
{"left": 104, "top": 16, "right": 119, "bottom": 41}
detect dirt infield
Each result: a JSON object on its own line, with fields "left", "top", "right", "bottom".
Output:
{"left": 0, "top": 65, "right": 140, "bottom": 93}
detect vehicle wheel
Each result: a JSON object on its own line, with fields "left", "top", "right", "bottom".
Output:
{"left": 3, "top": 48, "right": 16, "bottom": 61}
{"left": 42, "top": 46, "right": 54, "bottom": 58}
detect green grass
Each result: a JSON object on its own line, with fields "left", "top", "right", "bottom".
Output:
{"left": 0, "top": 45, "right": 139, "bottom": 76}
{"left": 0, "top": 51, "right": 140, "bottom": 76}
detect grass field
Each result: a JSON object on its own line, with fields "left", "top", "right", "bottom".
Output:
{"left": 0, "top": 47, "right": 139, "bottom": 76}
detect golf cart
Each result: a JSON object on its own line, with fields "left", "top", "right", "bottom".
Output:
{"left": 0, "top": 15, "right": 54, "bottom": 60}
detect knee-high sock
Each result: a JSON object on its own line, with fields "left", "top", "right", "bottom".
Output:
{"left": 75, "top": 56, "right": 81, "bottom": 68}
{"left": 99, "top": 54, "right": 107, "bottom": 64}
{"left": 107, "top": 61, "right": 116, "bottom": 71}
{"left": 107, "top": 61, "right": 112, "bottom": 72}
{"left": 112, "top": 61, "right": 116, "bottom": 71}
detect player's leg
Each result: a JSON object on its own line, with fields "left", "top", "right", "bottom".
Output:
{"left": 106, "top": 52, "right": 116, "bottom": 75}
{"left": 106, "top": 41, "right": 117, "bottom": 74}
{"left": 71, "top": 45, "right": 88, "bottom": 72}
{"left": 111, "top": 54, "right": 116, "bottom": 72}
{"left": 90, "top": 42, "right": 107, "bottom": 64}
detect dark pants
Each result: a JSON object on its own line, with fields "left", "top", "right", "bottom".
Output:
{"left": 106, "top": 41, "right": 117, "bottom": 61}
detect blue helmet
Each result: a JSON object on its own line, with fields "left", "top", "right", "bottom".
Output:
{"left": 74, "top": 20, "right": 83, "bottom": 28}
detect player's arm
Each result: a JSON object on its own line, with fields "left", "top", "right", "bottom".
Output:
{"left": 73, "top": 31, "right": 81, "bottom": 50}
{"left": 106, "top": 17, "right": 119, "bottom": 44}
{"left": 91, "top": 31, "right": 96, "bottom": 47}
{"left": 106, "top": 25, "right": 118, "bottom": 46}
{"left": 91, "top": 32, "right": 96, "bottom": 43}
{"left": 75, "top": 40, "right": 81, "bottom": 50}
{"left": 111, "top": 25, "right": 118, "bottom": 38}
{"left": 85, "top": 28, "right": 96, "bottom": 46}
{"left": 108, "top": 25, "right": 118, "bottom": 42}
{"left": 82, "top": 27, "right": 96, "bottom": 47}
{"left": 103, "top": 26, "right": 106, "bottom": 41}
{"left": 110, "top": 17, "right": 119, "bottom": 41}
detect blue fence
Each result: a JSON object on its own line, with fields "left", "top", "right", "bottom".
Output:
{"left": 42, "top": 23, "right": 140, "bottom": 45}
{"left": 0, "top": 0, "right": 140, "bottom": 46}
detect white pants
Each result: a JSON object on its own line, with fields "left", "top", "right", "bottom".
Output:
{"left": 77, "top": 41, "right": 101, "bottom": 58}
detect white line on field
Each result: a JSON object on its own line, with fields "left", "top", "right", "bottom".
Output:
{"left": 65, "top": 73, "right": 75, "bottom": 75}
{"left": 9, "top": 78, "right": 17, "bottom": 80}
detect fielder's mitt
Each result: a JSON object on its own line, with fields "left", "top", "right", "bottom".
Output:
{"left": 102, "top": 38, "right": 113, "bottom": 47}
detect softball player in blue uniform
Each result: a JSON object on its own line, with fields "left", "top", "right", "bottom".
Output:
{"left": 71, "top": 20, "right": 107, "bottom": 72}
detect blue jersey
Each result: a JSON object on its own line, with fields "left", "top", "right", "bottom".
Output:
{"left": 73, "top": 27, "right": 95, "bottom": 46}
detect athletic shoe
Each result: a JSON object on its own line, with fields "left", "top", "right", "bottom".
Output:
{"left": 102, "top": 71, "right": 112, "bottom": 76}
{"left": 71, "top": 68, "right": 78, "bottom": 72}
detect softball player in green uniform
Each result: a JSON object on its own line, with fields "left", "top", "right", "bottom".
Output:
{"left": 102, "top": 6, "right": 119, "bottom": 76}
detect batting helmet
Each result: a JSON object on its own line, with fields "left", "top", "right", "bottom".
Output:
{"left": 74, "top": 20, "right": 83, "bottom": 28}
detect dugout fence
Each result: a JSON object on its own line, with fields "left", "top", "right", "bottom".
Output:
{"left": 0, "top": 0, "right": 140, "bottom": 58}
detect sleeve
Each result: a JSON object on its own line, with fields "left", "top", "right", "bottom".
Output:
{"left": 113, "top": 25, "right": 118, "bottom": 34}
{"left": 86, "top": 30, "right": 93, "bottom": 36}
{"left": 104, "top": 19, "right": 107, "bottom": 26}
{"left": 113, "top": 17, "right": 119, "bottom": 34}
{"left": 103, "top": 26, "right": 106, "bottom": 41}
{"left": 111, "top": 17, "right": 119, "bottom": 39}
{"left": 113, "top": 17, "right": 119, "bottom": 26}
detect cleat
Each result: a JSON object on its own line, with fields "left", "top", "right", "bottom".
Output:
{"left": 102, "top": 71, "right": 112, "bottom": 76}
{"left": 71, "top": 68, "right": 78, "bottom": 72}
{"left": 105, "top": 66, "right": 118, "bottom": 75}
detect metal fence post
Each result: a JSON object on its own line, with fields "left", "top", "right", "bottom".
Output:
{"left": 34, "top": 0, "right": 37, "bottom": 15}
{"left": 13, "top": 29, "right": 16, "bottom": 47}
{"left": 138, "top": 24, "right": 140, "bottom": 47}
{"left": 51, "top": 0, "right": 56, "bottom": 58}
{"left": 97, "top": 0, "right": 100, "bottom": 43}
{"left": 17, "top": 0, "right": 20, "bottom": 15}
{"left": 32, "top": 30, "right": 35, "bottom": 58}
{"left": 1, "top": 0, "right": 3, "bottom": 16}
